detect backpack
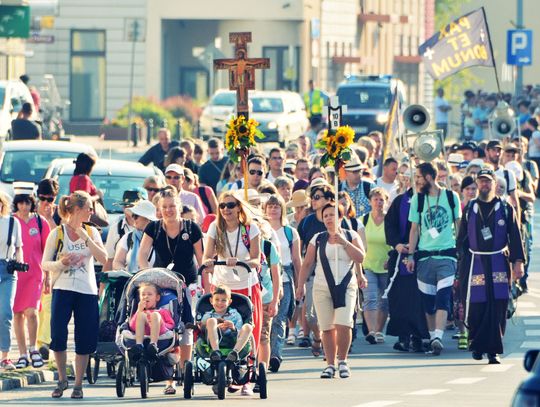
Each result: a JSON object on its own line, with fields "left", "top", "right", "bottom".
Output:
{"left": 53, "top": 223, "right": 94, "bottom": 260}
{"left": 198, "top": 186, "right": 212, "bottom": 214}
{"left": 5, "top": 216, "right": 15, "bottom": 259}
{"left": 417, "top": 189, "right": 457, "bottom": 227}
{"left": 113, "top": 217, "right": 127, "bottom": 250}
{"left": 283, "top": 225, "right": 294, "bottom": 253}
{"left": 362, "top": 181, "right": 371, "bottom": 199}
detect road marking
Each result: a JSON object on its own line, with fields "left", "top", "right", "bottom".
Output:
{"left": 481, "top": 364, "right": 514, "bottom": 372}
{"left": 521, "top": 341, "right": 540, "bottom": 348}
{"left": 351, "top": 402, "right": 402, "bottom": 407}
{"left": 505, "top": 353, "right": 525, "bottom": 359}
{"left": 446, "top": 377, "right": 486, "bottom": 385}
{"left": 526, "top": 330, "right": 540, "bottom": 336}
{"left": 518, "top": 301, "right": 537, "bottom": 308}
{"left": 525, "top": 292, "right": 540, "bottom": 299}
{"left": 406, "top": 389, "right": 449, "bottom": 396}
{"left": 524, "top": 319, "right": 540, "bottom": 325}
{"left": 516, "top": 310, "right": 540, "bottom": 317}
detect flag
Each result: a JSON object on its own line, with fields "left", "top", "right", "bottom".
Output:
{"left": 418, "top": 7, "right": 494, "bottom": 81}
{"left": 378, "top": 87, "right": 401, "bottom": 177}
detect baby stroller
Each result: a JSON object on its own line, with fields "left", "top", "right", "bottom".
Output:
{"left": 115, "top": 268, "right": 186, "bottom": 399}
{"left": 86, "top": 270, "right": 132, "bottom": 384}
{"left": 183, "top": 261, "right": 268, "bottom": 400}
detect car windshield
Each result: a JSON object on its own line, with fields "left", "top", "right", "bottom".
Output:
{"left": 336, "top": 86, "right": 392, "bottom": 110}
{"left": 57, "top": 174, "right": 149, "bottom": 213}
{"left": 0, "top": 151, "right": 81, "bottom": 184}
{"left": 251, "top": 97, "right": 283, "bottom": 113}
{"left": 211, "top": 92, "right": 235, "bottom": 106}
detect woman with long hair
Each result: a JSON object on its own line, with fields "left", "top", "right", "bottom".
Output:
{"left": 42, "top": 191, "right": 107, "bottom": 399}
{"left": 69, "top": 153, "right": 102, "bottom": 200}
{"left": 12, "top": 190, "right": 50, "bottom": 369}
{"left": 296, "top": 202, "right": 365, "bottom": 379}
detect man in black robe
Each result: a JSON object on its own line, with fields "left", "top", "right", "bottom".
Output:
{"left": 457, "top": 169, "right": 525, "bottom": 364}
{"left": 385, "top": 188, "right": 429, "bottom": 352}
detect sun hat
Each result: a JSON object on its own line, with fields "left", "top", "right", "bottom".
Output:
{"left": 286, "top": 190, "right": 310, "bottom": 208}
{"left": 128, "top": 200, "right": 157, "bottom": 221}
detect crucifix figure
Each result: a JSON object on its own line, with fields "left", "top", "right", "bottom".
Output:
{"left": 214, "top": 32, "right": 270, "bottom": 119}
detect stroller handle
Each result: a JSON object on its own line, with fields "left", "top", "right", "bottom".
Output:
{"left": 198, "top": 260, "right": 252, "bottom": 275}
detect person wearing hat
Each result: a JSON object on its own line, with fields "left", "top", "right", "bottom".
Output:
{"left": 11, "top": 182, "right": 50, "bottom": 369}
{"left": 457, "top": 168, "right": 525, "bottom": 364}
{"left": 164, "top": 164, "right": 206, "bottom": 222}
{"left": 339, "top": 155, "right": 374, "bottom": 218}
{"left": 103, "top": 190, "right": 145, "bottom": 272}
{"left": 284, "top": 159, "right": 296, "bottom": 177}
{"left": 112, "top": 200, "right": 157, "bottom": 274}
{"left": 286, "top": 189, "right": 309, "bottom": 228}
{"left": 457, "top": 142, "right": 478, "bottom": 162}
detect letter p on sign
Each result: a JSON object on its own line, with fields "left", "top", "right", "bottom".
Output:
{"left": 507, "top": 29, "right": 532, "bottom": 66}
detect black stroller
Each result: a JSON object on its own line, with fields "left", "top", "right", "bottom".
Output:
{"left": 183, "top": 261, "right": 268, "bottom": 400}
{"left": 114, "top": 268, "right": 186, "bottom": 399}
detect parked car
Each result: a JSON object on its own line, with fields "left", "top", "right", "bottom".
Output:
{"left": 199, "top": 90, "right": 309, "bottom": 147}
{"left": 45, "top": 158, "right": 163, "bottom": 234}
{"left": 511, "top": 349, "right": 540, "bottom": 406}
{"left": 0, "top": 140, "right": 97, "bottom": 197}
{"left": 336, "top": 75, "right": 406, "bottom": 139}
{"left": 0, "top": 79, "right": 38, "bottom": 140}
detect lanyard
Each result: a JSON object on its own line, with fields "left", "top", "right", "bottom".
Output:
{"left": 225, "top": 226, "right": 241, "bottom": 258}
{"left": 477, "top": 202, "right": 496, "bottom": 225}
{"left": 426, "top": 190, "right": 441, "bottom": 228}
{"left": 164, "top": 220, "right": 181, "bottom": 260}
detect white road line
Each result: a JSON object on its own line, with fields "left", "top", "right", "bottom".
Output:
{"left": 446, "top": 377, "right": 486, "bottom": 385}
{"left": 351, "top": 402, "right": 402, "bottom": 407}
{"left": 521, "top": 341, "right": 540, "bottom": 348}
{"left": 505, "top": 353, "right": 525, "bottom": 359}
{"left": 516, "top": 310, "right": 540, "bottom": 317}
{"left": 525, "top": 292, "right": 540, "bottom": 300}
{"left": 517, "top": 302, "right": 537, "bottom": 308}
{"left": 524, "top": 319, "right": 540, "bottom": 325}
{"left": 526, "top": 330, "right": 540, "bottom": 336}
{"left": 481, "top": 364, "right": 514, "bottom": 372}
{"left": 406, "top": 389, "right": 449, "bottom": 396}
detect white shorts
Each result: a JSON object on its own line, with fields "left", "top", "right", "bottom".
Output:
{"left": 313, "top": 285, "right": 357, "bottom": 331}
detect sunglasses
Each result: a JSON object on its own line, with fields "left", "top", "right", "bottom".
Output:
{"left": 249, "top": 169, "right": 264, "bottom": 176}
{"left": 38, "top": 196, "right": 55, "bottom": 203}
{"left": 145, "top": 187, "right": 160, "bottom": 193}
{"left": 311, "top": 194, "right": 324, "bottom": 201}
{"left": 219, "top": 202, "right": 238, "bottom": 210}
{"left": 131, "top": 214, "right": 139, "bottom": 220}
{"left": 166, "top": 175, "right": 181, "bottom": 180}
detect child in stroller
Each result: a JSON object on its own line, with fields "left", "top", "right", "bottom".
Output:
{"left": 129, "top": 282, "right": 175, "bottom": 361}
{"left": 201, "top": 285, "right": 253, "bottom": 363}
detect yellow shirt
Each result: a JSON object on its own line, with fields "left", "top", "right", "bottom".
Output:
{"left": 363, "top": 215, "right": 390, "bottom": 274}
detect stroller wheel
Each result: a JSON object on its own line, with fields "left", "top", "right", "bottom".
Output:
{"left": 183, "top": 361, "right": 194, "bottom": 399}
{"left": 258, "top": 363, "right": 267, "bottom": 399}
{"left": 217, "top": 361, "right": 227, "bottom": 400}
{"left": 115, "top": 360, "right": 126, "bottom": 398}
{"left": 86, "top": 357, "right": 100, "bottom": 384}
{"left": 107, "top": 362, "right": 116, "bottom": 378}
{"left": 138, "top": 361, "right": 149, "bottom": 399}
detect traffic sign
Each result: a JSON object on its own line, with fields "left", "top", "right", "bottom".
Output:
{"left": 507, "top": 29, "right": 532, "bottom": 66}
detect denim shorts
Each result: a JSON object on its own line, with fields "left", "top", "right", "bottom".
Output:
{"left": 361, "top": 269, "right": 389, "bottom": 312}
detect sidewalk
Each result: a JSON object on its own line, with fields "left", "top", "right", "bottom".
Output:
{"left": 71, "top": 135, "right": 150, "bottom": 155}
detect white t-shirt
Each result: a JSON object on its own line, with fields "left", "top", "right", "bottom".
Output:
{"left": 376, "top": 177, "right": 399, "bottom": 202}
{"left": 309, "top": 230, "right": 360, "bottom": 289}
{"left": 434, "top": 96, "right": 450, "bottom": 124}
{"left": 117, "top": 231, "right": 155, "bottom": 271}
{"left": 105, "top": 217, "right": 133, "bottom": 258}
{"left": 275, "top": 226, "right": 299, "bottom": 283}
{"left": 44, "top": 225, "right": 102, "bottom": 295}
{"left": 0, "top": 216, "right": 22, "bottom": 259}
{"left": 206, "top": 221, "right": 260, "bottom": 290}
{"left": 529, "top": 130, "right": 540, "bottom": 158}
{"left": 494, "top": 166, "right": 517, "bottom": 195}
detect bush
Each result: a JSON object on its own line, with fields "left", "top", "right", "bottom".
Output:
{"left": 161, "top": 95, "right": 202, "bottom": 125}
{"left": 115, "top": 97, "right": 175, "bottom": 129}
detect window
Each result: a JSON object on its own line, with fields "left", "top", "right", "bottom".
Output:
{"left": 70, "top": 30, "right": 106, "bottom": 121}
{"left": 336, "top": 86, "right": 392, "bottom": 110}
{"left": 262, "top": 46, "right": 300, "bottom": 92}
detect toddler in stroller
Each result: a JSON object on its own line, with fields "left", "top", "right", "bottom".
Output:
{"left": 201, "top": 285, "right": 253, "bottom": 364}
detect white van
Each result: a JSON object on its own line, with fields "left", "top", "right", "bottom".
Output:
{"left": 0, "top": 80, "right": 37, "bottom": 140}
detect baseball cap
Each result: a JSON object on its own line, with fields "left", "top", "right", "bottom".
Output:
{"left": 486, "top": 140, "right": 502, "bottom": 150}
{"left": 477, "top": 168, "right": 496, "bottom": 181}
{"left": 458, "top": 141, "right": 477, "bottom": 152}
{"left": 165, "top": 164, "right": 184, "bottom": 175}
{"left": 503, "top": 143, "right": 520, "bottom": 153}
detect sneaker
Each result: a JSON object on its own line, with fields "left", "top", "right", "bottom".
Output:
{"left": 269, "top": 356, "right": 281, "bottom": 373}
{"left": 458, "top": 333, "right": 468, "bottom": 350}
{"left": 375, "top": 332, "right": 385, "bottom": 344}
{"left": 38, "top": 345, "right": 49, "bottom": 361}
{"left": 430, "top": 338, "right": 443, "bottom": 356}
{"left": 240, "top": 384, "right": 253, "bottom": 396}
{"left": 286, "top": 334, "right": 296, "bottom": 346}
{"left": 128, "top": 343, "right": 144, "bottom": 361}
{"left": 472, "top": 351, "right": 483, "bottom": 360}
{"left": 210, "top": 350, "right": 222, "bottom": 362}
{"left": 30, "top": 350, "right": 44, "bottom": 368}
{"left": 488, "top": 353, "right": 501, "bottom": 364}
{"left": 226, "top": 350, "right": 239, "bottom": 362}
{"left": 393, "top": 341, "right": 409, "bottom": 352}
{"left": 252, "top": 383, "right": 260, "bottom": 393}
{"left": 15, "top": 355, "right": 30, "bottom": 369}
{"left": 298, "top": 337, "right": 311, "bottom": 348}
{"left": 0, "top": 359, "right": 15, "bottom": 371}
{"left": 145, "top": 342, "right": 159, "bottom": 360}
{"left": 365, "top": 332, "right": 377, "bottom": 345}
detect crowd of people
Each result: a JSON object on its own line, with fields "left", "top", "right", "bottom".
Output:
{"left": 0, "top": 86, "right": 536, "bottom": 399}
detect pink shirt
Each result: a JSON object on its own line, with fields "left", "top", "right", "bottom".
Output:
{"left": 129, "top": 308, "right": 175, "bottom": 335}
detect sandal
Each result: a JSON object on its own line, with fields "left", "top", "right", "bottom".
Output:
{"left": 311, "top": 339, "right": 322, "bottom": 357}
{"left": 164, "top": 385, "right": 176, "bottom": 395}
{"left": 71, "top": 386, "right": 83, "bottom": 399}
{"left": 286, "top": 333, "right": 296, "bottom": 345}
{"left": 338, "top": 361, "right": 351, "bottom": 378}
{"left": 320, "top": 365, "right": 336, "bottom": 379}
{"left": 15, "top": 355, "right": 30, "bottom": 369}
{"left": 365, "top": 332, "right": 377, "bottom": 345}
{"left": 51, "top": 380, "right": 68, "bottom": 398}
{"left": 30, "top": 350, "right": 44, "bottom": 368}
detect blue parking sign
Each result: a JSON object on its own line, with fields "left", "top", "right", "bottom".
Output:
{"left": 507, "top": 30, "right": 532, "bottom": 66}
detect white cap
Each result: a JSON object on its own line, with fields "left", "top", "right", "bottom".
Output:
{"left": 505, "top": 160, "right": 524, "bottom": 182}
{"left": 234, "top": 189, "right": 270, "bottom": 204}
{"left": 448, "top": 153, "right": 464, "bottom": 166}
{"left": 128, "top": 200, "right": 157, "bottom": 221}
{"left": 13, "top": 181, "right": 34, "bottom": 196}
{"left": 165, "top": 164, "right": 184, "bottom": 175}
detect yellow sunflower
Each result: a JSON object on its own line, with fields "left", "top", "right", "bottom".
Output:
{"left": 326, "top": 140, "right": 339, "bottom": 159}
{"left": 334, "top": 126, "right": 355, "bottom": 148}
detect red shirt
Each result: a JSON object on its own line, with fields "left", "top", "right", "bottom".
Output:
{"left": 69, "top": 174, "right": 97, "bottom": 196}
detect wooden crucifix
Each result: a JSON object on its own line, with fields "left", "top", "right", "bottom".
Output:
{"left": 214, "top": 32, "right": 270, "bottom": 119}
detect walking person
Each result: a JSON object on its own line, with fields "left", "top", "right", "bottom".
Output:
{"left": 12, "top": 185, "right": 51, "bottom": 369}
{"left": 457, "top": 169, "right": 525, "bottom": 364}
{"left": 296, "top": 203, "right": 365, "bottom": 379}
{"left": 407, "top": 162, "right": 461, "bottom": 356}
{"left": 198, "top": 138, "right": 229, "bottom": 193}
{"left": 0, "top": 193, "right": 23, "bottom": 371}
{"left": 139, "top": 128, "right": 179, "bottom": 172}
{"left": 41, "top": 191, "right": 107, "bottom": 399}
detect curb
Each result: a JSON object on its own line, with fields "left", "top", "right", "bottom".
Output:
{"left": 0, "top": 364, "right": 75, "bottom": 392}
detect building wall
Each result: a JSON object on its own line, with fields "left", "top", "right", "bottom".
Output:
{"left": 0, "top": 38, "right": 26, "bottom": 80}
{"left": 25, "top": 0, "right": 147, "bottom": 121}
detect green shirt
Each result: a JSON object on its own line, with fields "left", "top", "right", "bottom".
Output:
{"left": 363, "top": 215, "right": 390, "bottom": 273}
{"left": 408, "top": 189, "right": 461, "bottom": 261}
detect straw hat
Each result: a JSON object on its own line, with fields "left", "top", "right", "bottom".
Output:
{"left": 286, "top": 190, "right": 310, "bottom": 208}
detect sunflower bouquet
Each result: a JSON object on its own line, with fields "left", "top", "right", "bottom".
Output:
{"left": 224, "top": 115, "right": 265, "bottom": 163}
{"left": 315, "top": 125, "right": 355, "bottom": 167}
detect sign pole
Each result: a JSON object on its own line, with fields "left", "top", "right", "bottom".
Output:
{"left": 516, "top": 0, "right": 524, "bottom": 94}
